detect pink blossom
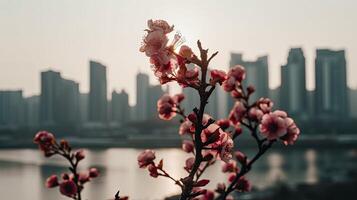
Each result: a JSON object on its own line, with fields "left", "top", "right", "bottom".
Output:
{"left": 61, "top": 173, "right": 70, "bottom": 180}
{"left": 228, "top": 65, "right": 246, "bottom": 82}
{"left": 236, "top": 177, "right": 251, "bottom": 192}
{"left": 33, "top": 131, "right": 56, "bottom": 156}
{"left": 45, "top": 175, "right": 59, "bottom": 188}
{"left": 222, "top": 76, "right": 236, "bottom": 92}
{"left": 75, "top": 149, "right": 85, "bottom": 161}
{"left": 182, "top": 140, "right": 195, "bottom": 153}
{"left": 257, "top": 98, "right": 274, "bottom": 113}
{"left": 281, "top": 119, "right": 300, "bottom": 145}
{"left": 78, "top": 172, "right": 90, "bottom": 184}
{"left": 137, "top": 149, "right": 156, "bottom": 168}
{"left": 173, "top": 93, "right": 185, "bottom": 104}
{"left": 179, "top": 45, "right": 194, "bottom": 59}
{"left": 148, "top": 164, "right": 159, "bottom": 178}
{"left": 89, "top": 168, "right": 99, "bottom": 178}
{"left": 229, "top": 101, "right": 247, "bottom": 124}
{"left": 216, "top": 119, "right": 231, "bottom": 130}
{"left": 179, "top": 120, "right": 195, "bottom": 135}
{"left": 194, "top": 179, "right": 210, "bottom": 187}
{"left": 218, "top": 132, "right": 234, "bottom": 162}
{"left": 222, "top": 160, "right": 237, "bottom": 173}
{"left": 59, "top": 180, "right": 78, "bottom": 198}
{"left": 248, "top": 107, "right": 264, "bottom": 121}
{"left": 140, "top": 30, "right": 168, "bottom": 57}
{"left": 228, "top": 173, "right": 236, "bottom": 182}
{"left": 259, "top": 111, "right": 288, "bottom": 140}
{"left": 201, "top": 124, "right": 221, "bottom": 144}
{"left": 235, "top": 151, "right": 247, "bottom": 165}
{"left": 147, "top": 19, "right": 174, "bottom": 34}
{"left": 157, "top": 94, "right": 176, "bottom": 120}
{"left": 210, "top": 69, "right": 227, "bottom": 85}
{"left": 184, "top": 157, "right": 195, "bottom": 171}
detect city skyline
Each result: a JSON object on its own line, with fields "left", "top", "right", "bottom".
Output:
{"left": 1, "top": 0, "right": 357, "bottom": 106}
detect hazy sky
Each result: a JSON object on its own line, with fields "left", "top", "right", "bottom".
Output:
{"left": 0, "top": 0, "right": 356, "bottom": 105}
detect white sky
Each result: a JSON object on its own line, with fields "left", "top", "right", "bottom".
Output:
{"left": 0, "top": 0, "right": 356, "bottom": 105}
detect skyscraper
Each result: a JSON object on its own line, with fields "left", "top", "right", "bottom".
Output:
{"left": 0, "top": 90, "right": 25, "bottom": 127}
{"left": 227, "top": 53, "right": 269, "bottom": 114}
{"left": 147, "top": 85, "right": 164, "bottom": 119}
{"left": 111, "top": 89, "right": 130, "bottom": 124}
{"left": 25, "top": 95, "right": 40, "bottom": 127}
{"left": 315, "top": 49, "right": 348, "bottom": 119}
{"left": 59, "top": 79, "right": 80, "bottom": 125}
{"left": 89, "top": 61, "right": 108, "bottom": 123}
{"left": 136, "top": 72, "right": 149, "bottom": 121}
{"left": 40, "top": 70, "right": 62, "bottom": 125}
{"left": 280, "top": 48, "right": 307, "bottom": 117}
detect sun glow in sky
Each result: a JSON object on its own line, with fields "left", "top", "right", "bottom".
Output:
{"left": 0, "top": 0, "right": 356, "bottom": 105}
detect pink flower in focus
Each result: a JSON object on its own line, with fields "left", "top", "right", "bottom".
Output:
{"left": 184, "top": 157, "right": 195, "bottom": 171}
{"left": 45, "top": 175, "right": 59, "bottom": 188}
{"left": 89, "top": 168, "right": 99, "bottom": 178}
{"left": 140, "top": 30, "right": 168, "bottom": 57}
{"left": 157, "top": 94, "right": 176, "bottom": 120}
{"left": 281, "top": 118, "right": 300, "bottom": 145}
{"left": 259, "top": 111, "right": 288, "bottom": 140}
{"left": 59, "top": 180, "right": 78, "bottom": 198}
{"left": 201, "top": 124, "right": 221, "bottom": 144}
{"left": 179, "top": 45, "right": 194, "bottom": 60}
{"left": 138, "top": 149, "right": 156, "bottom": 168}
{"left": 210, "top": 69, "right": 227, "bottom": 85}
{"left": 257, "top": 98, "right": 274, "bottom": 113}
{"left": 229, "top": 101, "right": 247, "bottom": 124}
{"left": 218, "top": 132, "right": 234, "bottom": 162}
{"left": 182, "top": 140, "right": 195, "bottom": 153}
{"left": 147, "top": 19, "right": 174, "bottom": 34}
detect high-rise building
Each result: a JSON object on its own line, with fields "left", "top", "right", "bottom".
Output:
{"left": 0, "top": 90, "right": 25, "bottom": 127}
{"left": 111, "top": 89, "right": 130, "bottom": 124}
{"left": 79, "top": 93, "right": 89, "bottom": 123}
{"left": 25, "top": 95, "right": 40, "bottom": 127}
{"left": 315, "top": 49, "right": 348, "bottom": 119}
{"left": 59, "top": 79, "right": 80, "bottom": 125}
{"left": 89, "top": 61, "right": 108, "bottom": 123}
{"left": 227, "top": 53, "right": 269, "bottom": 114}
{"left": 136, "top": 72, "right": 149, "bottom": 121}
{"left": 349, "top": 88, "right": 357, "bottom": 118}
{"left": 280, "top": 48, "right": 307, "bottom": 117}
{"left": 40, "top": 70, "right": 62, "bottom": 125}
{"left": 147, "top": 85, "right": 164, "bottom": 119}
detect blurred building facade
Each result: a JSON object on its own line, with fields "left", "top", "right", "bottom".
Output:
{"left": 89, "top": 61, "right": 108, "bottom": 123}
{"left": 0, "top": 90, "right": 25, "bottom": 127}
{"left": 280, "top": 48, "right": 307, "bottom": 118}
{"left": 111, "top": 89, "right": 130, "bottom": 124}
{"left": 136, "top": 72, "right": 149, "bottom": 121}
{"left": 314, "top": 49, "right": 348, "bottom": 119}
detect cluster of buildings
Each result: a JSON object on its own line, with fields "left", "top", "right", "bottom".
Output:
{"left": 1, "top": 48, "right": 357, "bottom": 130}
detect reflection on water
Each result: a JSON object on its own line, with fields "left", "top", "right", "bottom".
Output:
{"left": 0, "top": 148, "right": 355, "bottom": 200}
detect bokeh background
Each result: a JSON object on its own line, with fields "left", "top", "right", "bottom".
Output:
{"left": 0, "top": 0, "right": 356, "bottom": 199}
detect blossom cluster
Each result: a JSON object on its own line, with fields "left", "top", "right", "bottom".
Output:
{"left": 139, "top": 19, "right": 300, "bottom": 200}
{"left": 33, "top": 131, "right": 100, "bottom": 200}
